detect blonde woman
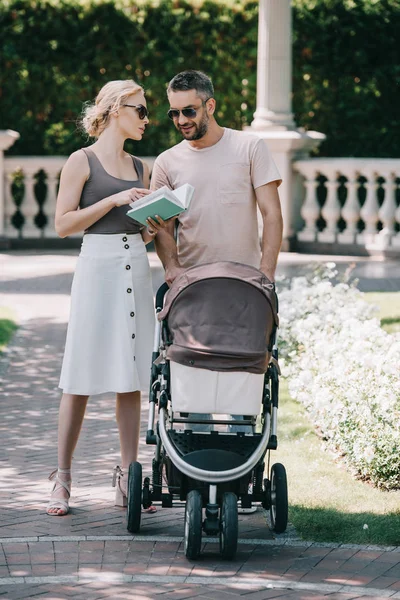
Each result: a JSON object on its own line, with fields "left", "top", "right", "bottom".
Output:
{"left": 47, "top": 80, "right": 163, "bottom": 516}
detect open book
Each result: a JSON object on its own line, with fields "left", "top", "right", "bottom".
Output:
{"left": 126, "top": 184, "right": 194, "bottom": 226}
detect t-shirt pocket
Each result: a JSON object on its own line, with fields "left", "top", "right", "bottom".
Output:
{"left": 218, "top": 163, "right": 251, "bottom": 204}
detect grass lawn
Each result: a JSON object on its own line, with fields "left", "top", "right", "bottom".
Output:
{"left": 274, "top": 291, "right": 400, "bottom": 545}
{"left": 0, "top": 307, "right": 18, "bottom": 352}
{"left": 365, "top": 291, "right": 400, "bottom": 333}
{"left": 274, "top": 382, "right": 400, "bottom": 545}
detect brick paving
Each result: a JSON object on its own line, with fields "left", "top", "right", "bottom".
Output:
{"left": 0, "top": 250, "right": 399, "bottom": 599}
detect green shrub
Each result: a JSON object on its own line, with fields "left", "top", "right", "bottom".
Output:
{"left": 279, "top": 265, "right": 400, "bottom": 491}
{"left": 1, "top": 0, "right": 399, "bottom": 157}
{"left": 0, "top": 315, "right": 18, "bottom": 351}
{"left": 292, "top": 0, "right": 400, "bottom": 157}
{"left": 0, "top": 0, "right": 258, "bottom": 156}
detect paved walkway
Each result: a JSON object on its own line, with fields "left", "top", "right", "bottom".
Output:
{"left": 0, "top": 250, "right": 400, "bottom": 599}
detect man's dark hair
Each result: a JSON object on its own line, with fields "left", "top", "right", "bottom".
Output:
{"left": 167, "top": 70, "right": 214, "bottom": 101}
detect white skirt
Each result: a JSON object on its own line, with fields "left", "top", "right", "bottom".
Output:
{"left": 59, "top": 233, "right": 155, "bottom": 395}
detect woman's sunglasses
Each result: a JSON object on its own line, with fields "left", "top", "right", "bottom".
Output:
{"left": 123, "top": 104, "right": 148, "bottom": 120}
{"left": 167, "top": 98, "right": 211, "bottom": 121}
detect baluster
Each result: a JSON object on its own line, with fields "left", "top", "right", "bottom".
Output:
{"left": 4, "top": 172, "right": 19, "bottom": 238}
{"left": 21, "top": 167, "right": 40, "bottom": 237}
{"left": 392, "top": 194, "right": 400, "bottom": 248}
{"left": 43, "top": 169, "right": 59, "bottom": 237}
{"left": 377, "top": 173, "right": 396, "bottom": 248}
{"left": 338, "top": 172, "right": 360, "bottom": 244}
{"left": 358, "top": 173, "right": 379, "bottom": 244}
{"left": 319, "top": 172, "right": 340, "bottom": 243}
{"left": 298, "top": 170, "right": 319, "bottom": 242}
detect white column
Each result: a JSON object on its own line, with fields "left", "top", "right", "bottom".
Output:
{"left": 0, "top": 130, "right": 20, "bottom": 237}
{"left": 246, "top": 0, "right": 325, "bottom": 249}
{"left": 251, "top": 0, "right": 295, "bottom": 130}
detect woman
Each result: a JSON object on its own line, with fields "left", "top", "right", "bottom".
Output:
{"left": 47, "top": 80, "right": 163, "bottom": 516}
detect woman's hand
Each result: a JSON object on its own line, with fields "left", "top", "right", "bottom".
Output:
{"left": 112, "top": 187, "right": 151, "bottom": 207}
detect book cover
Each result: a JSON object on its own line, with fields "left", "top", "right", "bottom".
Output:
{"left": 126, "top": 184, "right": 194, "bottom": 226}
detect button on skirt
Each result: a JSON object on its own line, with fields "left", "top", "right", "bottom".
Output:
{"left": 59, "top": 233, "right": 155, "bottom": 395}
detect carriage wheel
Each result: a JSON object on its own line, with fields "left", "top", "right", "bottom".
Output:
{"left": 270, "top": 463, "right": 288, "bottom": 533}
{"left": 219, "top": 492, "right": 238, "bottom": 560}
{"left": 142, "top": 476, "right": 151, "bottom": 509}
{"left": 127, "top": 461, "right": 142, "bottom": 533}
{"left": 184, "top": 490, "right": 203, "bottom": 559}
{"left": 262, "top": 478, "right": 271, "bottom": 510}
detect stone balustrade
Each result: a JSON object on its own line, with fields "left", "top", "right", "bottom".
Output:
{"left": 3, "top": 154, "right": 400, "bottom": 254}
{"left": 293, "top": 158, "right": 400, "bottom": 252}
{"left": 3, "top": 156, "right": 156, "bottom": 239}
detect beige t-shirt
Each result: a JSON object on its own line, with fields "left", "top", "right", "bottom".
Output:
{"left": 151, "top": 127, "right": 281, "bottom": 269}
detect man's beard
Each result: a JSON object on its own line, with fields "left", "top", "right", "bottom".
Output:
{"left": 179, "top": 113, "right": 209, "bottom": 141}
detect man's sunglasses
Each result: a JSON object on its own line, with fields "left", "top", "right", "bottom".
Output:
{"left": 167, "top": 98, "right": 211, "bottom": 120}
{"left": 123, "top": 104, "right": 148, "bottom": 120}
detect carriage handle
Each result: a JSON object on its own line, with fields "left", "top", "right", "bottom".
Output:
{"left": 155, "top": 282, "right": 170, "bottom": 312}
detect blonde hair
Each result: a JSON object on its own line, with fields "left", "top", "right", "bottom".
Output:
{"left": 81, "top": 80, "right": 143, "bottom": 138}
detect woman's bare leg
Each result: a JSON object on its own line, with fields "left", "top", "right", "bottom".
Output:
{"left": 47, "top": 393, "right": 89, "bottom": 515}
{"left": 116, "top": 391, "right": 141, "bottom": 470}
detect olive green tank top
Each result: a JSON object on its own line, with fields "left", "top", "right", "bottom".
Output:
{"left": 80, "top": 147, "right": 144, "bottom": 234}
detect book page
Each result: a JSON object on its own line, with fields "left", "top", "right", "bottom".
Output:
{"left": 172, "top": 184, "right": 195, "bottom": 209}
{"left": 129, "top": 186, "right": 180, "bottom": 210}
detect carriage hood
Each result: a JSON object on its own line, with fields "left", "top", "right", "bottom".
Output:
{"left": 158, "top": 261, "right": 278, "bottom": 374}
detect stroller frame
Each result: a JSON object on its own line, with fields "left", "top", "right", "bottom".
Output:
{"left": 127, "top": 281, "right": 288, "bottom": 559}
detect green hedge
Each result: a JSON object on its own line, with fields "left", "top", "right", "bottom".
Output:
{"left": 0, "top": 0, "right": 259, "bottom": 156}
{"left": 1, "top": 0, "right": 399, "bottom": 158}
{"left": 292, "top": 0, "right": 400, "bottom": 158}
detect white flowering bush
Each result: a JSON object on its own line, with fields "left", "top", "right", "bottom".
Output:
{"left": 278, "top": 264, "right": 400, "bottom": 490}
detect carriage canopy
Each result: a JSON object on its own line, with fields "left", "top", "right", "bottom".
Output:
{"left": 158, "top": 262, "right": 278, "bottom": 374}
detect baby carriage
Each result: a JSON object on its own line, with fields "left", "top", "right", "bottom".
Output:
{"left": 126, "top": 261, "right": 288, "bottom": 559}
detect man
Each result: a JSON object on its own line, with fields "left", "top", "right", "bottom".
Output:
{"left": 150, "top": 69, "right": 283, "bottom": 284}
{"left": 150, "top": 71, "right": 283, "bottom": 511}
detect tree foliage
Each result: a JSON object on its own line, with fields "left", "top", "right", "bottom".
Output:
{"left": 1, "top": 0, "right": 399, "bottom": 157}
{"left": 292, "top": 0, "right": 400, "bottom": 157}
